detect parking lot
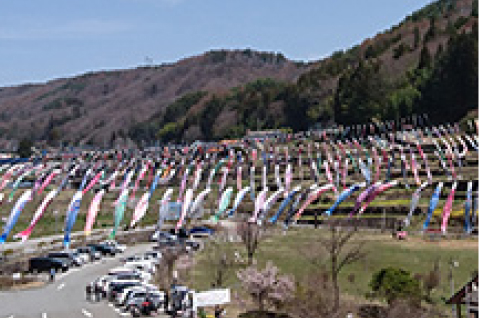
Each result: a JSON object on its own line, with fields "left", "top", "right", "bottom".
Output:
{"left": 0, "top": 242, "right": 160, "bottom": 318}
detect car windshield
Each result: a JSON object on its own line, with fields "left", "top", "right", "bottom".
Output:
{"left": 49, "top": 258, "right": 63, "bottom": 263}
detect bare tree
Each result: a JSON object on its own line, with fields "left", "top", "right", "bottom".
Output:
{"left": 155, "top": 247, "right": 184, "bottom": 307}
{"left": 422, "top": 260, "right": 441, "bottom": 303}
{"left": 315, "top": 221, "right": 367, "bottom": 314}
{"left": 203, "top": 237, "right": 235, "bottom": 288}
{"left": 286, "top": 270, "right": 336, "bottom": 317}
{"left": 237, "top": 221, "right": 262, "bottom": 265}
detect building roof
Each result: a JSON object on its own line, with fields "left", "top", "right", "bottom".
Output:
{"left": 446, "top": 274, "right": 478, "bottom": 305}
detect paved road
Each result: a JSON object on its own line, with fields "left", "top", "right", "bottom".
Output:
{"left": 2, "top": 226, "right": 156, "bottom": 255}
{"left": 0, "top": 242, "right": 156, "bottom": 318}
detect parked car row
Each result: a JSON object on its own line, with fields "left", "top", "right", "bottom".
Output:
{"left": 150, "top": 230, "right": 202, "bottom": 251}
{"left": 28, "top": 241, "right": 127, "bottom": 274}
{"left": 86, "top": 248, "right": 164, "bottom": 317}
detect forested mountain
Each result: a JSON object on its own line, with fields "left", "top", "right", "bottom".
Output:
{"left": 0, "top": 0, "right": 477, "bottom": 147}
{"left": 0, "top": 50, "right": 307, "bottom": 146}
{"left": 130, "top": 0, "right": 478, "bottom": 144}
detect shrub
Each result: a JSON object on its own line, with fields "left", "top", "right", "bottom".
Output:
{"left": 369, "top": 267, "right": 422, "bottom": 305}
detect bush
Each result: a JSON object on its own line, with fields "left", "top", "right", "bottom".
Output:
{"left": 17, "top": 138, "right": 33, "bottom": 158}
{"left": 369, "top": 267, "right": 422, "bottom": 305}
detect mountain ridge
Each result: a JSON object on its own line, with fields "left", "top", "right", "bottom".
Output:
{"left": 0, "top": 0, "right": 477, "bottom": 147}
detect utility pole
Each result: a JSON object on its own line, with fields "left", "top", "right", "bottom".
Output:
{"left": 54, "top": 210, "right": 59, "bottom": 235}
{"left": 449, "top": 259, "right": 459, "bottom": 317}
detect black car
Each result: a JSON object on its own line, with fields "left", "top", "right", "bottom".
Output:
{"left": 29, "top": 257, "right": 69, "bottom": 273}
{"left": 113, "top": 272, "right": 143, "bottom": 282}
{"left": 47, "top": 252, "right": 81, "bottom": 267}
{"left": 88, "top": 243, "right": 116, "bottom": 256}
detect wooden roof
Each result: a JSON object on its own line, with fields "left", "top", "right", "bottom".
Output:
{"left": 446, "top": 274, "right": 478, "bottom": 305}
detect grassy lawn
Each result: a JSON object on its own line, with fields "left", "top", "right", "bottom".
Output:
{"left": 188, "top": 227, "right": 478, "bottom": 315}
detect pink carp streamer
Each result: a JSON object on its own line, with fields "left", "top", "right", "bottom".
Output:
{"left": 177, "top": 167, "right": 190, "bottom": 203}
{"left": 252, "top": 149, "right": 257, "bottom": 162}
{"left": 284, "top": 164, "right": 292, "bottom": 196}
{"left": 441, "top": 182, "right": 457, "bottom": 234}
{"left": 84, "top": 189, "right": 106, "bottom": 236}
{"left": 190, "top": 188, "right": 212, "bottom": 217}
{"left": 192, "top": 162, "right": 203, "bottom": 191}
{"left": 131, "top": 164, "right": 149, "bottom": 200}
{"left": 349, "top": 183, "right": 380, "bottom": 218}
{"left": 14, "top": 190, "right": 56, "bottom": 242}
{"left": 131, "top": 192, "right": 151, "bottom": 228}
{"left": 275, "top": 164, "right": 282, "bottom": 190}
{"left": 145, "top": 165, "right": 154, "bottom": 189}
{"left": 0, "top": 165, "right": 20, "bottom": 191}
{"left": 342, "top": 158, "right": 349, "bottom": 189}
{"left": 416, "top": 142, "right": 432, "bottom": 183}
{"left": 249, "top": 188, "right": 269, "bottom": 223}
{"left": 82, "top": 170, "right": 103, "bottom": 195}
{"left": 237, "top": 165, "right": 243, "bottom": 191}
{"left": 294, "top": 183, "right": 334, "bottom": 221}
{"left": 456, "top": 135, "right": 468, "bottom": 158}
{"left": 175, "top": 188, "right": 193, "bottom": 231}
{"left": 219, "top": 167, "right": 229, "bottom": 194}
{"left": 410, "top": 152, "right": 421, "bottom": 186}
{"left": 37, "top": 170, "right": 59, "bottom": 195}
{"left": 446, "top": 151, "right": 457, "bottom": 180}
{"left": 358, "top": 180, "right": 399, "bottom": 216}
{"left": 323, "top": 161, "right": 338, "bottom": 194}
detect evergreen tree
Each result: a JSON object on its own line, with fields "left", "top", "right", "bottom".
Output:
{"left": 17, "top": 138, "right": 33, "bottom": 158}
{"left": 413, "top": 27, "right": 421, "bottom": 49}
{"left": 333, "top": 61, "right": 387, "bottom": 125}
{"left": 419, "top": 31, "right": 478, "bottom": 123}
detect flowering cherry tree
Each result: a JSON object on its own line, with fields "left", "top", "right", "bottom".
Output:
{"left": 236, "top": 261, "right": 295, "bottom": 312}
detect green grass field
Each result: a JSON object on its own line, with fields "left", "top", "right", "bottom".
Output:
{"left": 189, "top": 227, "right": 478, "bottom": 316}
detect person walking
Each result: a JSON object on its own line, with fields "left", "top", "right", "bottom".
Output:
{"left": 85, "top": 283, "right": 92, "bottom": 301}
{"left": 49, "top": 268, "right": 56, "bottom": 282}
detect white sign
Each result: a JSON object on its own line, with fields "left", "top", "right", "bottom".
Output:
{"left": 12, "top": 273, "right": 21, "bottom": 280}
{"left": 193, "top": 289, "right": 230, "bottom": 308}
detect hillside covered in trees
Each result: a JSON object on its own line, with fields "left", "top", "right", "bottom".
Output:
{"left": 129, "top": 0, "right": 478, "bottom": 144}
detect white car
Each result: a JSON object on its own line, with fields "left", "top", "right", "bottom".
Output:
{"left": 103, "top": 240, "right": 127, "bottom": 253}
{"left": 124, "top": 260, "right": 156, "bottom": 274}
{"left": 95, "top": 275, "right": 113, "bottom": 292}
{"left": 106, "top": 279, "right": 142, "bottom": 302}
{"left": 73, "top": 251, "right": 90, "bottom": 264}
{"left": 116, "top": 284, "right": 160, "bottom": 306}
{"left": 144, "top": 251, "right": 162, "bottom": 264}
{"left": 121, "top": 255, "right": 146, "bottom": 263}
{"left": 109, "top": 267, "right": 152, "bottom": 283}
{"left": 108, "top": 267, "right": 136, "bottom": 275}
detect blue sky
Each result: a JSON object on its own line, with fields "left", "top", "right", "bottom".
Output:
{"left": 0, "top": 0, "right": 433, "bottom": 87}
